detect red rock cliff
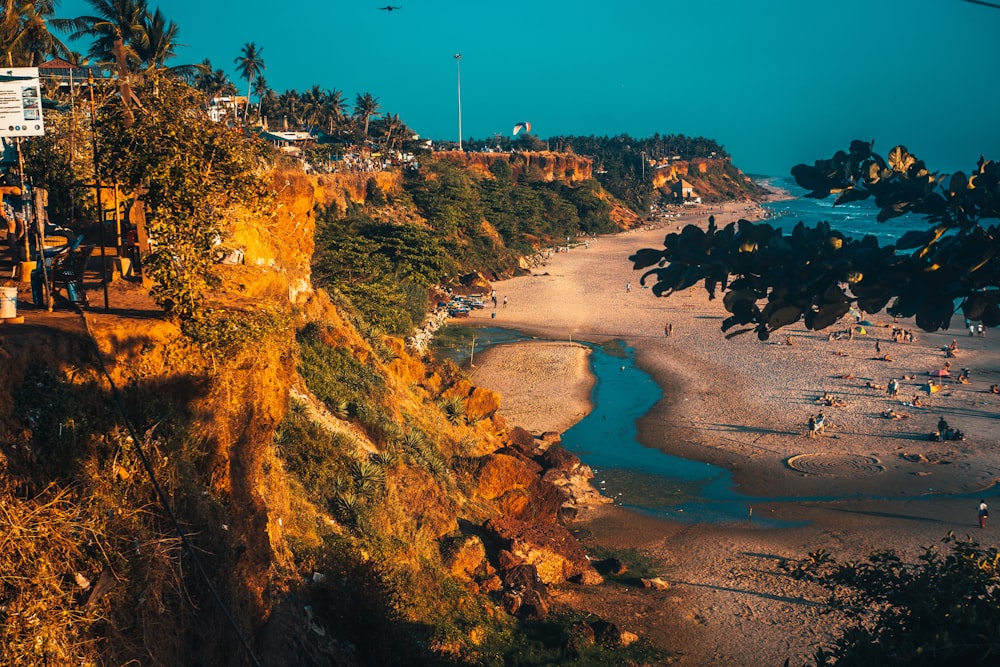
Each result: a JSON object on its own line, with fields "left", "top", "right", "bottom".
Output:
{"left": 435, "top": 150, "right": 593, "bottom": 183}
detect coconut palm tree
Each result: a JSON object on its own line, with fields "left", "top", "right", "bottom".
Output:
{"left": 233, "top": 41, "right": 264, "bottom": 125}
{"left": 324, "top": 88, "right": 347, "bottom": 133}
{"left": 354, "top": 91, "right": 380, "bottom": 140}
{"left": 252, "top": 74, "right": 270, "bottom": 121}
{"left": 133, "top": 7, "right": 200, "bottom": 80}
{"left": 381, "top": 112, "right": 406, "bottom": 151}
{"left": 202, "top": 67, "right": 235, "bottom": 99}
{"left": 2, "top": 0, "right": 72, "bottom": 66}
{"left": 65, "top": 0, "right": 150, "bottom": 72}
{"left": 300, "top": 85, "right": 325, "bottom": 129}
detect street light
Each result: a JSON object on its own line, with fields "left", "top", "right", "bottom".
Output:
{"left": 453, "top": 53, "right": 463, "bottom": 151}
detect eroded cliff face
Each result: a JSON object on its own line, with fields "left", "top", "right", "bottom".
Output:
{"left": 436, "top": 150, "right": 594, "bottom": 182}
{"left": 0, "top": 161, "right": 609, "bottom": 665}
{"left": 651, "top": 157, "right": 764, "bottom": 201}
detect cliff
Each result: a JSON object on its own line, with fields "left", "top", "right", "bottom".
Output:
{"left": 434, "top": 150, "right": 594, "bottom": 183}
{"left": 0, "top": 165, "right": 622, "bottom": 665}
{"left": 651, "top": 157, "right": 768, "bottom": 201}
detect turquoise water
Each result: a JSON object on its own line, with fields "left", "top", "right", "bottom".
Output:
{"left": 759, "top": 174, "right": 925, "bottom": 244}
{"left": 561, "top": 342, "right": 800, "bottom": 526}
{"left": 436, "top": 327, "right": 788, "bottom": 525}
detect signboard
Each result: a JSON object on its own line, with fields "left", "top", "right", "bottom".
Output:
{"left": 0, "top": 67, "right": 45, "bottom": 138}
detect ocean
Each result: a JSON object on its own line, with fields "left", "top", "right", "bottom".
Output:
{"left": 756, "top": 174, "right": 927, "bottom": 245}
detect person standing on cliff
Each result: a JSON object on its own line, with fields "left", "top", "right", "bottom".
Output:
{"left": 979, "top": 499, "right": 989, "bottom": 528}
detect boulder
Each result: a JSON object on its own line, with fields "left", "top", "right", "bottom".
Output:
{"left": 507, "top": 426, "right": 538, "bottom": 453}
{"left": 541, "top": 444, "right": 581, "bottom": 472}
{"left": 475, "top": 453, "right": 537, "bottom": 501}
{"left": 443, "top": 535, "right": 486, "bottom": 580}
{"left": 486, "top": 518, "right": 591, "bottom": 584}
{"left": 569, "top": 567, "right": 604, "bottom": 586}
{"left": 498, "top": 564, "right": 551, "bottom": 620}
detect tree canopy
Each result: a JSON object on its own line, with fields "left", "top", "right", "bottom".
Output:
{"left": 631, "top": 141, "right": 1000, "bottom": 340}
{"left": 789, "top": 533, "right": 1000, "bottom": 666}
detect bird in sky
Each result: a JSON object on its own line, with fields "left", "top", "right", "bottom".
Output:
{"left": 377, "top": 5, "right": 402, "bottom": 10}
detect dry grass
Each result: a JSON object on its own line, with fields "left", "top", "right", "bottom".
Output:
{"left": 0, "top": 481, "right": 105, "bottom": 665}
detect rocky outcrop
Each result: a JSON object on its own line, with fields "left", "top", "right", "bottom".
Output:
{"left": 485, "top": 517, "right": 600, "bottom": 586}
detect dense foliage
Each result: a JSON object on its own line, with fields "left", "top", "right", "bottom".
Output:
{"left": 95, "top": 78, "right": 270, "bottom": 318}
{"left": 406, "top": 156, "right": 617, "bottom": 260}
{"left": 313, "top": 156, "right": 618, "bottom": 335}
{"left": 554, "top": 133, "right": 727, "bottom": 212}
{"left": 462, "top": 133, "right": 738, "bottom": 213}
{"left": 789, "top": 534, "right": 1000, "bottom": 666}
{"left": 313, "top": 205, "right": 456, "bottom": 335}
{"left": 632, "top": 141, "right": 1000, "bottom": 339}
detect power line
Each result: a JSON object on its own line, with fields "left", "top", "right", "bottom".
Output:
{"left": 75, "top": 306, "right": 263, "bottom": 667}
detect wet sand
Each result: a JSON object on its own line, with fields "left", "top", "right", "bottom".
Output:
{"left": 466, "top": 202, "right": 1000, "bottom": 665}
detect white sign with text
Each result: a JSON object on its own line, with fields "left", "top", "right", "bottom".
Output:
{"left": 0, "top": 68, "right": 45, "bottom": 138}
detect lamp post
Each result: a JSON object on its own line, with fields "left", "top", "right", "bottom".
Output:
{"left": 453, "top": 53, "right": 463, "bottom": 151}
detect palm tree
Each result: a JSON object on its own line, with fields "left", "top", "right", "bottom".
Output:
{"left": 252, "top": 74, "right": 269, "bottom": 121}
{"left": 65, "top": 0, "right": 150, "bottom": 125}
{"left": 65, "top": 0, "right": 150, "bottom": 71}
{"left": 203, "top": 68, "right": 235, "bottom": 99}
{"left": 354, "top": 92, "right": 380, "bottom": 140}
{"left": 324, "top": 88, "right": 347, "bottom": 133}
{"left": 233, "top": 41, "right": 264, "bottom": 125}
{"left": 134, "top": 7, "right": 199, "bottom": 80}
{"left": 381, "top": 112, "right": 405, "bottom": 151}
{"left": 2, "top": 0, "right": 72, "bottom": 66}
{"left": 300, "top": 84, "right": 325, "bottom": 129}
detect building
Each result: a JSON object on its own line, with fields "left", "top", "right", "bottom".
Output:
{"left": 37, "top": 58, "right": 105, "bottom": 91}
{"left": 673, "top": 178, "right": 701, "bottom": 203}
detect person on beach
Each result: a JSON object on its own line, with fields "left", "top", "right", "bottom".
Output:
{"left": 502, "top": 295, "right": 508, "bottom": 307}
{"left": 664, "top": 323, "right": 673, "bottom": 337}
{"left": 807, "top": 415, "right": 817, "bottom": 437}
{"left": 888, "top": 378, "right": 899, "bottom": 398}
{"left": 979, "top": 499, "right": 989, "bottom": 528}
{"left": 815, "top": 412, "right": 826, "bottom": 435}
{"left": 625, "top": 282, "right": 631, "bottom": 293}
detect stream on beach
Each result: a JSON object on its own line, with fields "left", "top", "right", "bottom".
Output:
{"left": 435, "top": 326, "right": 995, "bottom": 526}
{"left": 435, "top": 326, "right": 773, "bottom": 524}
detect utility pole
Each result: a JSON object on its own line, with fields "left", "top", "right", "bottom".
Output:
{"left": 88, "top": 70, "right": 109, "bottom": 310}
{"left": 453, "top": 54, "right": 463, "bottom": 151}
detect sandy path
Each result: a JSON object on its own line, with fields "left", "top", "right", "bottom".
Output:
{"left": 465, "top": 202, "right": 1000, "bottom": 665}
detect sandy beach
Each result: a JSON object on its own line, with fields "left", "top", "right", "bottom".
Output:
{"left": 465, "top": 201, "right": 1000, "bottom": 665}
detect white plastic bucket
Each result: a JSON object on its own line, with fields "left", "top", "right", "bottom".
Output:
{"left": 0, "top": 286, "right": 17, "bottom": 318}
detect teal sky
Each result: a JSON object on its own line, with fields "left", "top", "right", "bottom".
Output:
{"left": 55, "top": 0, "right": 1000, "bottom": 177}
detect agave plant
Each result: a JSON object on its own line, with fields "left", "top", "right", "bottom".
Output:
{"left": 439, "top": 396, "right": 467, "bottom": 424}
{"left": 349, "top": 458, "right": 386, "bottom": 498}
{"left": 371, "top": 449, "right": 398, "bottom": 469}
{"left": 331, "top": 491, "right": 362, "bottom": 524}
{"left": 400, "top": 430, "right": 426, "bottom": 451}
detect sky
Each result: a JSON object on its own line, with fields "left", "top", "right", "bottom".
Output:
{"left": 54, "top": 0, "right": 1000, "bottom": 177}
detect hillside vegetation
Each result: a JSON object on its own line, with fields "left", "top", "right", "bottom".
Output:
{"left": 0, "top": 76, "right": 764, "bottom": 666}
